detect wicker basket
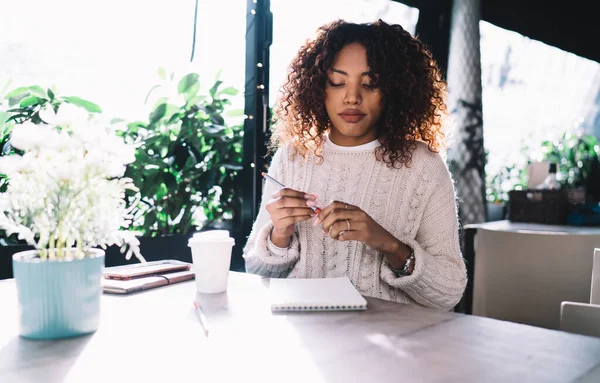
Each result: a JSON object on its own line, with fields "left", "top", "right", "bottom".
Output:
{"left": 508, "top": 189, "right": 568, "bottom": 225}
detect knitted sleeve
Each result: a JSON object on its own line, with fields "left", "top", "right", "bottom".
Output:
{"left": 380, "top": 156, "right": 467, "bottom": 311}
{"left": 242, "top": 147, "right": 301, "bottom": 277}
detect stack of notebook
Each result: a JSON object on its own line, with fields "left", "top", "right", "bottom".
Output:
{"left": 102, "top": 260, "right": 194, "bottom": 294}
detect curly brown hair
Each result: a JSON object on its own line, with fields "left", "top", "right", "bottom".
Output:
{"left": 271, "top": 19, "right": 448, "bottom": 168}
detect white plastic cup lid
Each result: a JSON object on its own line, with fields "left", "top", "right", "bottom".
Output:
{"left": 188, "top": 230, "right": 235, "bottom": 246}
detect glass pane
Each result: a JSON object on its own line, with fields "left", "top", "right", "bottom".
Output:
{"left": 270, "top": 0, "right": 419, "bottom": 107}
{"left": 0, "top": 0, "right": 245, "bottom": 120}
{"left": 480, "top": 20, "right": 600, "bottom": 195}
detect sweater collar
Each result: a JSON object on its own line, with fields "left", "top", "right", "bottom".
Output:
{"left": 323, "top": 134, "right": 381, "bottom": 152}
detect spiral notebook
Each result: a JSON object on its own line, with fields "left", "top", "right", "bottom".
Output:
{"left": 269, "top": 276, "right": 368, "bottom": 312}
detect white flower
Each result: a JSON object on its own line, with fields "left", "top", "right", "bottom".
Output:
{"left": 39, "top": 103, "right": 89, "bottom": 127}
{"left": 0, "top": 110, "right": 143, "bottom": 262}
{"left": 10, "top": 122, "right": 61, "bottom": 151}
{"left": 0, "top": 156, "right": 25, "bottom": 175}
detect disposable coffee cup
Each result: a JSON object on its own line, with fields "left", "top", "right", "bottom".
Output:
{"left": 188, "top": 230, "right": 235, "bottom": 293}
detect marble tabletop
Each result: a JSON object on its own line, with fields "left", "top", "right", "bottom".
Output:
{"left": 2, "top": 272, "right": 600, "bottom": 383}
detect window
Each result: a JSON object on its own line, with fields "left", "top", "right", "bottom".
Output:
{"left": 480, "top": 20, "right": 600, "bottom": 181}
{"left": 0, "top": 0, "right": 246, "bottom": 121}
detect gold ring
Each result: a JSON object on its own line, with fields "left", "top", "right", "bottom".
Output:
{"left": 346, "top": 219, "right": 350, "bottom": 231}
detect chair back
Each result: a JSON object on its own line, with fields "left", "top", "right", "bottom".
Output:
{"left": 591, "top": 248, "right": 600, "bottom": 304}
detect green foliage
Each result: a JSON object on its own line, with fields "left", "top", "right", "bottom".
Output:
{"left": 120, "top": 70, "right": 243, "bottom": 237}
{"left": 539, "top": 131, "right": 600, "bottom": 201}
{"left": 485, "top": 130, "right": 600, "bottom": 203}
{"left": 539, "top": 132, "right": 599, "bottom": 187}
{"left": 485, "top": 149, "right": 528, "bottom": 204}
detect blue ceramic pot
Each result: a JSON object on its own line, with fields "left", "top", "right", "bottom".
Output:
{"left": 12, "top": 248, "right": 105, "bottom": 339}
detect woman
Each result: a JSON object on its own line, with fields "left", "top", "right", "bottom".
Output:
{"left": 243, "top": 19, "right": 467, "bottom": 311}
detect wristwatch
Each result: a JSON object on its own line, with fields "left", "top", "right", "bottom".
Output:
{"left": 389, "top": 246, "right": 415, "bottom": 277}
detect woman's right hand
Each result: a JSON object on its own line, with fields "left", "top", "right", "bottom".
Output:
{"left": 265, "top": 188, "right": 318, "bottom": 248}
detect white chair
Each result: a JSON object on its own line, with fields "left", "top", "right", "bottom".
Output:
{"left": 560, "top": 248, "right": 600, "bottom": 337}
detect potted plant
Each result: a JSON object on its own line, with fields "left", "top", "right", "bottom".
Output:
{"left": 0, "top": 84, "right": 102, "bottom": 238}
{"left": 538, "top": 130, "right": 600, "bottom": 225}
{"left": 0, "top": 102, "right": 143, "bottom": 339}
{"left": 485, "top": 149, "right": 528, "bottom": 221}
{"left": 0, "top": 85, "right": 105, "bottom": 280}
{"left": 114, "top": 70, "right": 244, "bottom": 266}
{"left": 539, "top": 130, "right": 600, "bottom": 202}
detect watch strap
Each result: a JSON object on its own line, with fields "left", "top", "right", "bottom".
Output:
{"left": 389, "top": 246, "right": 415, "bottom": 277}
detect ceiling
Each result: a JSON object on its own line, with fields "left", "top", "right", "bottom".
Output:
{"left": 481, "top": 0, "right": 599, "bottom": 63}
{"left": 398, "top": 0, "right": 599, "bottom": 63}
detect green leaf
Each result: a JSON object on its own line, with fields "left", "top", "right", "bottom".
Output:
{"left": 158, "top": 67, "right": 167, "bottom": 81}
{"left": 63, "top": 96, "right": 102, "bottom": 113}
{"left": 204, "top": 124, "right": 226, "bottom": 135}
{"left": 47, "top": 88, "right": 55, "bottom": 100}
{"left": 177, "top": 73, "right": 200, "bottom": 95}
{"left": 149, "top": 103, "right": 167, "bottom": 123}
{"left": 164, "top": 103, "right": 180, "bottom": 122}
{"left": 183, "top": 81, "right": 201, "bottom": 102}
{"left": 0, "top": 112, "right": 8, "bottom": 136}
{"left": 156, "top": 183, "right": 168, "bottom": 201}
{"left": 6, "top": 108, "right": 27, "bottom": 113}
{"left": 110, "top": 117, "right": 125, "bottom": 124}
{"left": 152, "top": 97, "right": 169, "bottom": 109}
{"left": 209, "top": 80, "right": 223, "bottom": 98}
{"left": 6, "top": 114, "right": 27, "bottom": 123}
{"left": 5, "top": 87, "right": 29, "bottom": 99}
{"left": 582, "top": 135, "right": 599, "bottom": 148}
{"left": 220, "top": 163, "right": 243, "bottom": 171}
{"left": 218, "top": 87, "right": 238, "bottom": 96}
{"left": 19, "top": 96, "right": 44, "bottom": 108}
{"left": 28, "top": 85, "right": 47, "bottom": 98}
{"left": 214, "top": 69, "right": 222, "bottom": 82}
{"left": 144, "top": 84, "right": 162, "bottom": 105}
{"left": 186, "top": 95, "right": 206, "bottom": 106}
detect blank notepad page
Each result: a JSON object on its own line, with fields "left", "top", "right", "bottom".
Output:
{"left": 269, "top": 276, "right": 368, "bottom": 312}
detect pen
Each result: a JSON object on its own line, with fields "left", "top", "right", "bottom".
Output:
{"left": 261, "top": 172, "right": 322, "bottom": 214}
{"left": 193, "top": 301, "right": 210, "bottom": 338}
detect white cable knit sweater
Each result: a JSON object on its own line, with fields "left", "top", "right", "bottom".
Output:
{"left": 243, "top": 137, "right": 467, "bottom": 311}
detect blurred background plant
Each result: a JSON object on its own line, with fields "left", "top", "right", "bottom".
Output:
{"left": 485, "top": 147, "right": 529, "bottom": 204}
{"left": 537, "top": 130, "right": 600, "bottom": 202}
{"left": 118, "top": 69, "right": 243, "bottom": 237}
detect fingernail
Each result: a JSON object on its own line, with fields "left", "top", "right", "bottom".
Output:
{"left": 322, "top": 231, "right": 327, "bottom": 236}
{"left": 312, "top": 217, "right": 320, "bottom": 226}
{"left": 304, "top": 194, "right": 317, "bottom": 200}
{"left": 306, "top": 200, "right": 317, "bottom": 207}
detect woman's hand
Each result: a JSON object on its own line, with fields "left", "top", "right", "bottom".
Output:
{"left": 316, "top": 201, "right": 412, "bottom": 269}
{"left": 265, "top": 188, "right": 318, "bottom": 248}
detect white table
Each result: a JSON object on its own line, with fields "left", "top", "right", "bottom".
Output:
{"left": 2, "top": 271, "right": 600, "bottom": 382}
{"left": 466, "top": 220, "right": 600, "bottom": 329}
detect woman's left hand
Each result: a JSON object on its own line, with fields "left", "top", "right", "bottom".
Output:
{"left": 316, "top": 201, "right": 404, "bottom": 257}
